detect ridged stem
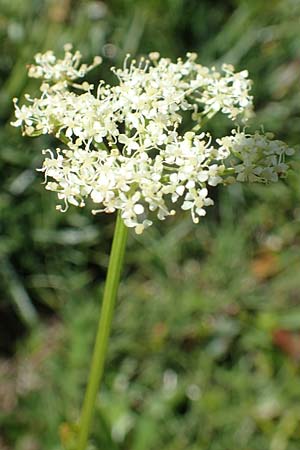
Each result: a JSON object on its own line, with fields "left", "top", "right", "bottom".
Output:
{"left": 76, "top": 212, "right": 128, "bottom": 450}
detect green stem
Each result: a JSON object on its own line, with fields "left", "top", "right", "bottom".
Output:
{"left": 76, "top": 211, "right": 128, "bottom": 450}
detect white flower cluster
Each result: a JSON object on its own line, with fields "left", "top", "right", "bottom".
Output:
{"left": 27, "top": 43, "right": 102, "bottom": 85}
{"left": 218, "top": 131, "right": 294, "bottom": 183}
{"left": 12, "top": 46, "right": 293, "bottom": 233}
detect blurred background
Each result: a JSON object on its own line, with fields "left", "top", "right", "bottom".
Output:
{"left": 1, "top": 0, "right": 300, "bottom": 449}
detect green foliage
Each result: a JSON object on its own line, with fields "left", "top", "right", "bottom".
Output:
{"left": 1, "top": 0, "right": 300, "bottom": 449}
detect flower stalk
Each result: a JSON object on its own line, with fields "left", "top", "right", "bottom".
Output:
{"left": 77, "top": 211, "right": 128, "bottom": 450}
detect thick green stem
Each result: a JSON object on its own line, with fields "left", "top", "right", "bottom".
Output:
{"left": 76, "top": 211, "right": 128, "bottom": 450}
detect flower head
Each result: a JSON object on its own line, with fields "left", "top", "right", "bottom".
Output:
{"left": 12, "top": 47, "right": 294, "bottom": 233}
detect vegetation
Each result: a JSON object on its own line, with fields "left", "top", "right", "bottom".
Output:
{"left": 1, "top": 1, "right": 300, "bottom": 449}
